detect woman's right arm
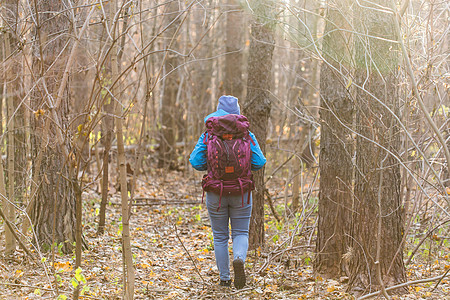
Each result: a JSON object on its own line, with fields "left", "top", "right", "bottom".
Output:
{"left": 249, "top": 132, "right": 267, "bottom": 171}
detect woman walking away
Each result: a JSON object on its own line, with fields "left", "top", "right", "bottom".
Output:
{"left": 189, "top": 95, "right": 266, "bottom": 289}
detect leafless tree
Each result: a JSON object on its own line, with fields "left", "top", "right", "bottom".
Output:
{"left": 245, "top": 0, "right": 276, "bottom": 249}
{"left": 349, "top": 0, "right": 406, "bottom": 293}
{"left": 315, "top": 0, "right": 354, "bottom": 278}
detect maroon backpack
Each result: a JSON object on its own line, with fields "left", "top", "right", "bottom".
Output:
{"left": 201, "top": 114, "right": 255, "bottom": 210}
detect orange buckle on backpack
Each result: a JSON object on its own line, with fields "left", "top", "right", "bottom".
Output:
{"left": 223, "top": 134, "right": 233, "bottom": 140}
{"left": 225, "top": 166, "right": 234, "bottom": 173}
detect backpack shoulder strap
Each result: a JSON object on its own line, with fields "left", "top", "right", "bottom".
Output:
{"left": 245, "top": 130, "right": 255, "bottom": 146}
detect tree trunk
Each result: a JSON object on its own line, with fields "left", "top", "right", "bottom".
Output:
{"left": 30, "top": 0, "right": 76, "bottom": 254}
{"left": 0, "top": 156, "right": 12, "bottom": 254}
{"left": 190, "top": 2, "right": 215, "bottom": 139}
{"left": 70, "top": 43, "right": 91, "bottom": 174}
{"left": 285, "top": 44, "right": 306, "bottom": 215}
{"left": 224, "top": 0, "right": 244, "bottom": 99}
{"left": 98, "top": 107, "right": 113, "bottom": 235}
{"left": 109, "top": 0, "right": 135, "bottom": 297}
{"left": 315, "top": 0, "right": 353, "bottom": 278}
{"left": 0, "top": 42, "right": 3, "bottom": 138}
{"left": 2, "top": 0, "right": 20, "bottom": 256}
{"left": 98, "top": 0, "right": 115, "bottom": 236}
{"left": 4, "top": 0, "right": 27, "bottom": 255}
{"left": 158, "top": 1, "right": 181, "bottom": 170}
{"left": 6, "top": 76, "right": 16, "bottom": 256}
{"left": 244, "top": 2, "right": 275, "bottom": 249}
{"left": 299, "top": 0, "right": 320, "bottom": 169}
{"left": 349, "top": 0, "right": 406, "bottom": 294}
{"left": 286, "top": 51, "right": 302, "bottom": 214}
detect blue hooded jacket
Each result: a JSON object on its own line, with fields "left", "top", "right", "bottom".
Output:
{"left": 189, "top": 97, "right": 266, "bottom": 171}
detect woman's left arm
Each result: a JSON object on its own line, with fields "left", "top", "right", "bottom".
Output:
{"left": 189, "top": 132, "right": 208, "bottom": 171}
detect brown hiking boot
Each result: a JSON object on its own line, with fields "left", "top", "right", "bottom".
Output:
{"left": 233, "top": 258, "right": 246, "bottom": 289}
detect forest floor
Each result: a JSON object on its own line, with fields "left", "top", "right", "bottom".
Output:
{"left": 1, "top": 170, "right": 449, "bottom": 299}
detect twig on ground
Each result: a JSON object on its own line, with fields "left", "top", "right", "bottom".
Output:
{"left": 0, "top": 204, "right": 38, "bottom": 265}
{"left": 0, "top": 282, "right": 54, "bottom": 290}
{"left": 0, "top": 282, "right": 104, "bottom": 299}
{"left": 257, "top": 245, "right": 312, "bottom": 276}
{"left": 357, "top": 271, "right": 450, "bottom": 300}
{"left": 174, "top": 223, "right": 206, "bottom": 284}
{"left": 430, "top": 268, "right": 450, "bottom": 293}
{"left": 230, "top": 286, "right": 257, "bottom": 295}
{"left": 230, "top": 276, "right": 266, "bottom": 295}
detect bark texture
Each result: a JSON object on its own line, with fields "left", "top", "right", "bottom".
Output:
{"left": 98, "top": 0, "right": 115, "bottom": 235}
{"left": 158, "top": 1, "right": 181, "bottom": 170}
{"left": 244, "top": 5, "right": 275, "bottom": 248}
{"left": 315, "top": 1, "right": 354, "bottom": 277}
{"left": 30, "top": 0, "right": 76, "bottom": 254}
{"left": 349, "top": 0, "right": 406, "bottom": 293}
{"left": 3, "top": 0, "right": 21, "bottom": 256}
{"left": 4, "top": 0, "right": 27, "bottom": 208}
{"left": 109, "top": 0, "right": 135, "bottom": 297}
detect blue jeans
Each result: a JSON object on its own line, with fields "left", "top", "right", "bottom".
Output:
{"left": 206, "top": 192, "right": 252, "bottom": 281}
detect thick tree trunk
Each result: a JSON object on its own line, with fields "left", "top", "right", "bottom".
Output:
{"left": 4, "top": 0, "right": 27, "bottom": 256}
{"left": 349, "top": 0, "right": 406, "bottom": 294}
{"left": 244, "top": 6, "right": 275, "bottom": 249}
{"left": 315, "top": 0, "right": 353, "bottom": 278}
{"left": 158, "top": 1, "right": 181, "bottom": 170}
{"left": 224, "top": 0, "right": 244, "bottom": 99}
{"left": 30, "top": 0, "right": 76, "bottom": 254}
